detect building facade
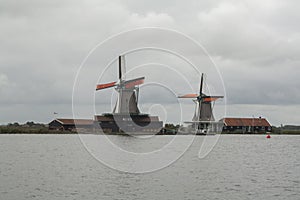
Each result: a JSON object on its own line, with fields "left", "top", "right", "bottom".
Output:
{"left": 221, "top": 117, "right": 272, "bottom": 133}
{"left": 49, "top": 118, "right": 93, "bottom": 131}
{"left": 94, "top": 114, "right": 163, "bottom": 134}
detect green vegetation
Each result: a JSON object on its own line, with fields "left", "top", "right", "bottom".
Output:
{"left": 161, "top": 123, "right": 180, "bottom": 134}
{"left": 1, "top": 122, "right": 300, "bottom": 135}
{"left": 0, "top": 121, "right": 72, "bottom": 134}
{"left": 223, "top": 125, "right": 300, "bottom": 134}
{"left": 271, "top": 125, "right": 300, "bottom": 135}
{"left": 164, "top": 123, "right": 180, "bottom": 130}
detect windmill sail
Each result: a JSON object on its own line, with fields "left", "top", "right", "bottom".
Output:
{"left": 96, "top": 81, "right": 117, "bottom": 90}
{"left": 119, "top": 55, "right": 126, "bottom": 81}
{"left": 124, "top": 77, "right": 145, "bottom": 89}
{"left": 202, "top": 96, "right": 223, "bottom": 102}
{"left": 199, "top": 73, "right": 204, "bottom": 96}
{"left": 178, "top": 94, "right": 198, "bottom": 98}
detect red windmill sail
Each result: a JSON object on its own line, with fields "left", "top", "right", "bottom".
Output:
{"left": 124, "top": 77, "right": 145, "bottom": 89}
{"left": 202, "top": 96, "right": 224, "bottom": 102}
{"left": 178, "top": 93, "right": 198, "bottom": 98}
{"left": 96, "top": 81, "right": 117, "bottom": 90}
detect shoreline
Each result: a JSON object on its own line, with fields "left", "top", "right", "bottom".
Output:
{"left": 1, "top": 132, "right": 300, "bottom": 135}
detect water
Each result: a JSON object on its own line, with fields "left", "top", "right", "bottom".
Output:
{"left": 0, "top": 134, "right": 299, "bottom": 200}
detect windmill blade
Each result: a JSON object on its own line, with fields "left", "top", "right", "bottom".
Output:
{"left": 118, "top": 55, "right": 126, "bottom": 81}
{"left": 124, "top": 77, "right": 145, "bottom": 89}
{"left": 118, "top": 56, "right": 122, "bottom": 80}
{"left": 178, "top": 93, "right": 199, "bottom": 98}
{"left": 96, "top": 81, "right": 117, "bottom": 90}
{"left": 202, "top": 96, "right": 224, "bottom": 102}
{"left": 199, "top": 73, "right": 204, "bottom": 96}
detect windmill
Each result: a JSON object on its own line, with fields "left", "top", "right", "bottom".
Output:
{"left": 96, "top": 55, "right": 144, "bottom": 114}
{"left": 178, "top": 73, "right": 223, "bottom": 134}
{"left": 94, "top": 55, "right": 163, "bottom": 134}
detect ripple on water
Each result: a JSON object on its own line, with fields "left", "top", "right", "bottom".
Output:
{"left": 0, "top": 135, "right": 299, "bottom": 200}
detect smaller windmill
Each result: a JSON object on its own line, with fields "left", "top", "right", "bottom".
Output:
{"left": 178, "top": 73, "right": 223, "bottom": 134}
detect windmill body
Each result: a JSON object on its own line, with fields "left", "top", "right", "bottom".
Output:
{"left": 178, "top": 73, "right": 224, "bottom": 135}
{"left": 94, "top": 55, "right": 163, "bottom": 134}
{"left": 113, "top": 88, "right": 140, "bottom": 114}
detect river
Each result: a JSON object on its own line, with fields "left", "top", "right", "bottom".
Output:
{"left": 0, "top": 134, "right": 299, "bottom": 200}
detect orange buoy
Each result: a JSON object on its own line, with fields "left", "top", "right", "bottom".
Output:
{"left": 266, "top": 134, "right": 271, "bottom": 139}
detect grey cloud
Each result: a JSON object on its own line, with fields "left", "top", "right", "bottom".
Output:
{"left": 0, "top": 0, "right": 299, "bottom": 125}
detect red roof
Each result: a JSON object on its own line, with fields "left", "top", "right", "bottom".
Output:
{"left": 55, "top": 118, "right": 94, "bottom": 125}
{"left": 222, "top": 117, "right": 271, "bottom": 127}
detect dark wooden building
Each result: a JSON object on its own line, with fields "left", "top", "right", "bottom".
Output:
{"left": 221, "top": 117, "right": 272, "bottom": 133}
{"left": 94, "top": 114, "right": 163, "bottom": 134}
{"left": 49, "top": 118, "right": 94, "bottom": 131}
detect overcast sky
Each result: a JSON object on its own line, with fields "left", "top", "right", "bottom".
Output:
{"left": 1, "top": 0, "right": 299, "bottom": 126}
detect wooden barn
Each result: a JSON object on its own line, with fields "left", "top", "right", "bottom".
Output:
{"left": 49, "top": 118, "right": 94, "bottom": 131}
{"left": 220, "top": 117, "right": 272, "bottom": 133}
{"left": 94, "top": 114, "right": 163, "bottom": 133}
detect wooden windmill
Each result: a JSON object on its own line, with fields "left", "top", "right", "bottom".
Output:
{"left": 94, "top": 55, "right": 163, "bottom": 134}
{"left": 96, "top": 55, "right": 144, "bottom": 114}
{"left": 178, "top": 73, "right": 223, "bottom": 133}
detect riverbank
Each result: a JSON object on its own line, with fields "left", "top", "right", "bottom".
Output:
{"left": 1, "top": 130, "right": 300, "bottom": 135}
{"left": 1, "top": 123, "right": 300, "bottom": 135}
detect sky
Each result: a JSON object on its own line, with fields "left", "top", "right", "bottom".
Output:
{"left": 0, "top": 0, "right": 299, "bottom": 126}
